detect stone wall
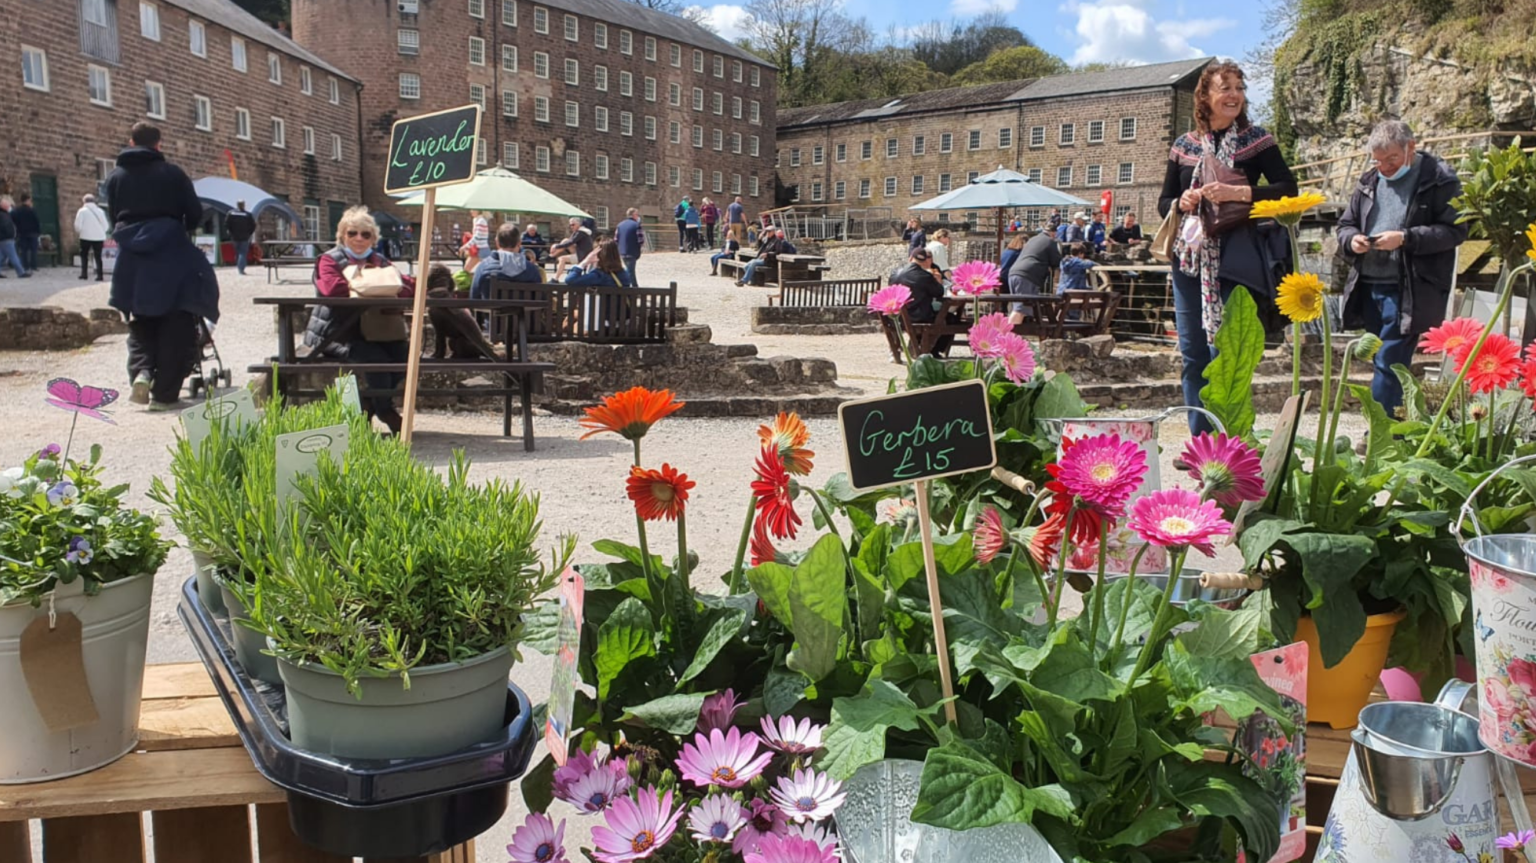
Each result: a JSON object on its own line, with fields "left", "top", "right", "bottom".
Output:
{"left": 819, "top": 239, "right": 907, "bottom": 282}
{"left": 750, "top": 306, "right": 878, "bottom": 335}
{"left": 0, "top": 307, "right": 127, "bottom": 351}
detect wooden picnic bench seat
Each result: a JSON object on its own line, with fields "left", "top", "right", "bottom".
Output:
{"left": 262, "top": 256, "right": 319, "bottom": 284}
{"left": 717, "top": 256, "right": 753, "bottom": 282}
{"left": 486, "top": 281, "right": 679, "bottom": 344}
{"left": 1059, "top": 290, "right": 1122, "bottom": 338}
{"left": 767, "top": 278, "right": 879, "bottom": 308}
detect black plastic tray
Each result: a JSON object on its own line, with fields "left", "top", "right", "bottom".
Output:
{"left": 177, "top": 576, "right": 538, "bottom": 856}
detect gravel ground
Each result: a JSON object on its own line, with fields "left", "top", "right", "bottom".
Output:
{"left": 0, "top": 252, "right": 1365, "bottom": 860}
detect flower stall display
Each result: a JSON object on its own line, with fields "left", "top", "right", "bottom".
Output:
{"left": 0, "top": 380, "right": 171, "bottom": 783}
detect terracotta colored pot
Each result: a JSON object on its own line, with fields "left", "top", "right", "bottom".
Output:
{"left": 1295, "top": 608, "right": 1405, "bottom": 730}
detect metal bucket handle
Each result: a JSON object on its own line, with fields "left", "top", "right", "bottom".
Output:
{"left": 1434, "top": 678, "right": 1475, "bottom": 714}
{"left": 1038, "top": 405, "right": 1226, "bottom": 435}
{"left": 1455, "top": 453, "right": 1536, "bottom": 542}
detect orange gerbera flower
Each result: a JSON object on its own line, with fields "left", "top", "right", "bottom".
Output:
{"left": 580, "top": 387, "right": 685, "bottom": 440}
{"left": 1420, "top": 317, "right": 1482, "bottom": 357}
{"left": 626, "top": 463, "right": 695, "bottom": 521}
{"left": 751, "top": 445, "right": 801, "bottom": 540}
{"left": 757, "top": 411, "right": 815, "bottom": 476}
{"left": 1458, "top": 332, "right": 1521, "bottom": 395}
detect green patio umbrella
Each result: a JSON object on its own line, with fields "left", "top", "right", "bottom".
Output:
{"left": 393, "top": 167, "right": 590, "bottom": 218}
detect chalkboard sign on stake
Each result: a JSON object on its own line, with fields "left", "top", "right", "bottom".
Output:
{"left": 837, "top": 379, "right": 998, "bottom": 492}
{"left": 383, "top": 104, "right": 484, "bottom": 195}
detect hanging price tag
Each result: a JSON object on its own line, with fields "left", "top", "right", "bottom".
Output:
{"left": 544, "top": 569, "right": 585, "bottom": 765}
{"left": 20, "top": 610, "right": 101, "bottom": 732}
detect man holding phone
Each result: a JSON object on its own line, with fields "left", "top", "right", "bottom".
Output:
{"left": 1337, "top": 119, "right": 1467, "bottom": 418}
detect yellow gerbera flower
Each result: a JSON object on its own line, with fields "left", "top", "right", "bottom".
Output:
{"left": 1276, "top": 272, "right": 1325, "bottom": 323}
{"left": 1250, "top": 192, "right": 1328, "bottom": 226}
{"left": 1525, "top": 222, "right": 1536, "bottom": 264}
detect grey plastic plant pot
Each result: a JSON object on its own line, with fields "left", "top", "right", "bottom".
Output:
{"left": 277, "top": 647, "right": 514, "bottom": 760}
{"left": 217, "top": 578, "right": 281, "bottom": 685}
{"left": 189, "top": 549, "right": 225, "bottom": 614}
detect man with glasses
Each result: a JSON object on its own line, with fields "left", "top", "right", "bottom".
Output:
{"left": 1337, "top": 119, "right": 1467, "bottom": 418}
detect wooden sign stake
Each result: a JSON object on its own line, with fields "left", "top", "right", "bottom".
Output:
{"left": 913, "top": 479, "right": 959, "bottom": 726}
{"left": 400, "top": 186, "right": 437, "bottom": 444}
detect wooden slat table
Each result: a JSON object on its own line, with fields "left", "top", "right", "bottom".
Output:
{"left": 0, "top": 663, "right": 475, "bottom": 863}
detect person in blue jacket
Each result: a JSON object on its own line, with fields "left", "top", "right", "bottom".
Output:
{"left": 683, "top": 202, "right": 702, "bottom": 252}
{"left": 1056, "top": 242, "right": 1097, "bottom": 293}
{"left": 1086, "top": 212, "right": 1108, "bottom": 251}
{"left": 470, "top": 223, "right": 541, "bottom": 299}
{"left": 614, "top": 208, "right": 645, "bottom": 285}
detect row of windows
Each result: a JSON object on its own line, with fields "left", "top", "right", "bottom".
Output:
{"left": 487, "top": 141, "right": 761, "bottom": 196}
{"left": 797, "top": 163, "right": 1138, "bottom": 202}
{"left": 1035, "top": 118, "right": 1138, "bottom": 147}
{"left": 781, "top": 120, "right": 1139, "bottom": 167}
{"left": 445, "top": 0, "right": 763, "bottom": 86}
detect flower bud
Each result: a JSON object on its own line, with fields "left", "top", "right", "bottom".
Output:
{"left": 1354, "top": 334, "right": 1383, "bottom": 361}
{"left": 656, "top": 768, "right": 677, "bottom": 793}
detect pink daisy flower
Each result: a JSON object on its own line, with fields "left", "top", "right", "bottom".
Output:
{"left": 688, "top": 793, "right": 749, "bottom": 844}
{"left": 744, "top": 833, "right": 840, "bottom": 863}
{"left": 1128, "top": 488, "right": 1232, "bottom": 557}
{"left": 552, "top": 748, "right": 601, "bottom": 799}
{"left": 769, "top": 768, "right": 847, "bottom": 823}
{"left": 676, "top": 726, "right": 775, "bottom": 789}
{"left": 697, "top": 689, "right": 743, "bottom": 733}
{"left": 759, "top": 715, "right": 825, "bottom": 755}
{"left": 591, "top": 787, "right": 686, "bottom": 863}
{"left": 950, "top": 260, "right": 1002, "bottom": 296}
{"left": 867, "top": 284, "right": 912, "bottom": 316}
{"left": 969, "top": 313, "right": 1015, "bottom": 359}
{"left": 787, "top": 821, "right": 838, "bottom": 854}
{"left": 1054, "top": 432, "right": 1148, "bottom": 516}
{"left": 507, "top": 813, "right": 570, "bottom": 863}
{"left": 973, "top": 506, "right": 1007, "bottom": 564}
{"left": 557, "top": 757, "right": 632, "bottom": 813}
{"left": 1180, "top": 433, "right": 1265, "bottom": 507}
{"left": 732, "top": 798, "right": 789, "bottom": 856}
{"left": 996, "top": 333, "right": 1036, "bottom": 383}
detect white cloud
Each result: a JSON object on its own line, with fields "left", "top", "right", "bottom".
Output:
{"left": 950, "top": 0, "right": 1019, "bottom": 17}
{"left": 1067, "top": 0, "right": 1234, "bottom": 66}
{"left": 685, "top": 4, "right": 753, "bottom": 42}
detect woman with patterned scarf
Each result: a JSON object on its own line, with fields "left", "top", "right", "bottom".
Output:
{"left": 1158, "top": 60, "right": 1296, "bottom": 434}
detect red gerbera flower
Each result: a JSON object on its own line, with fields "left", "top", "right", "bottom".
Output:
{"left": 757, "top": 412, "right": 815, "bottom": 476}
{"left": 626, "top": 463, "right": 696, "bottom": 521}
{"left": 1027, "top": 513, "right": 1067, "bottom": 570}
{"left": 1457, "top": 332, "right": 1521, "bottom": 395}
{"left": 751, "top": 446, "right": 801, "bottom": 540}
{"left": 580, "top": 387, "right": 685, "bottom": 441}
{"left": 1419, "top": 317, "right": 1481, "bottom": 357}
{"left": 973, "top": 506, "right": 1007, "bottom": 565}
{"left": 1041, "top": 438, "right": 1109, "bottom": 547}
{"left": 750, "top": 516, "right": 777, "bottom": 566}
{"left": 1518, "top": 344, "right": 1536, "bottom": 400}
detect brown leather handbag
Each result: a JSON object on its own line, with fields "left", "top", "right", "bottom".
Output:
{"left": 1199, "top": 155, "right": 1252, "bottom": 238}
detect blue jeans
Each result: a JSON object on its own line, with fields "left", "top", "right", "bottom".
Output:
{"left": 234, "top": 240, "right": 251, "bottom": 274}
{"left": 741, "top": 258, "right": 766, "bottom": 284}
{"left": 0, "top": 240, "right": 24, "bottom": 276}
{"left": 622, "top": 256, "right": 638, "bottom": 287}
{"left": 1172, "top": 266, "right": 1237, "bottom": 435}
{"left": 347, "top": 338, "right": 409, "bottom": 419}
{"left": 1358, "top": 280, "right": 1415, "bottom": 418}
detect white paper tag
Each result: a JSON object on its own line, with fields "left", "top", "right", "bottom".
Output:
{"left": 545, "top": 568, "right": 585, "bottom": 766}
{"left": 180, "top": 389, "right": 259, "bottom": 450}
{"left": 274, "top": 424, "right": 349, "bottom": 519}
{"left": 335, "top": 374, "right": 362, "bottom": 415}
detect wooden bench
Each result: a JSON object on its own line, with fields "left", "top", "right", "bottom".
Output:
{"left": 0, "top": 663, "right": 474, "bottom": 863}
{"left": 767, "top": 278, "right": 879, "bottom": 308}
{"left": 717, "top": 255, "right": 751, "bottom": 282}
{"left": 486, "top": 281, "right": 679, "bottom": 344}
{"left": 1060, "top": 290, "right": 1122, "bottom": 338}
{"left": 263, "top": 256, "right": 319, "bottom": 284}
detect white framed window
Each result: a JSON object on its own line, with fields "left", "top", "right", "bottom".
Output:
{"left": 750, "top": 66, "right": 760, "bottom": 87}
{"left": 645, "top": 162, "right": 657, "bottom": 185}
{"left": 267, "top": 52, "right": 281, "bottom": 85}
{"left": 300, "top": 67, "right": 312, "bottom": 95}
{"left": 644, "top": 115, "right": 656, "bottom": 139}
{"left": 732, "top": 132, "right": 742, "bottom": 154}
{"left": 668, "top": 120, "right": 680, "bottom": 143}
{"left": 938, "top": 174, "right": 951, "bottom": 192}
{"left": 502, "top": 90, "right": 518, "bottom": 116}
{"left": 469, "top": 37, "right": 485, "bottom": 65}
{"left": 692, "top": 87, "right": 703, "bottom": 111}
{"left": 668, "top": 165, "right": 680, "bottom": 187}
{"left": 859, "top": 140, "right": 872, "bottom": 160}
{"left": 231, "top": 37, "right": 247, "bottom": 71}
{"left": 564, "top": 14, "right": 578, "bottom": 41}
{"left": 399, "top": 0, "right": 418, "bottom": 10}
{"left": 469, "top": 0, "right": 485, "bottom": 17}
{"left": 885, "top": 137, "right": 898, "bottom": 158}
{"left": 712, "top": 128, "right": 723, "bottom": 150}
{"left": 619, "top": 29, "right": 632, "bottom": 55}
{"left": 21, "top": 46, "right": 48, "bottom": 92}
{"left": 470, "top": 83, "right": 486, "bottom": 110}
{"left": 692, "top": 168, "right": 703, "bottom": 190}
{"left": 644, "top": 77, "right": 656, "bottom": 101}
{"left": 859, "top": 179, "right": 871, "bottom": 198}
{"left": 749, "top": 100, "right": 760, "bottom": 124}
{"left": 332, "top": 133, "right": 343, "bottom": 161}
{"left": 749, "top": 176, "right": 759, "bottom": 196}
{"left": 911, "top": 175, "right": 923, "bottom": 195}
{"left": 533, "top": 5, "right": 547, "bottom": 32}
{"left": 1087, "top": 120, "right": 1105, "bottom": 143}
{"left": 189, "top": 21, "right": 206, "bottom": 57}
{"left": 140, "top": 2, "right": 160, "bottom": 41}
{"left": 729, "top": 96, "right": 740, "bottom": 120}
{"left": 144, "top": 81, "right": 165, "bottom": 118}
{"left": 967, "top": 129, "right": 981, "bottom": 150}
{"left": 83, "top": 0, "right": 108, "bottom": 26}
{"left": 834, "top": 180, "right": 845, "bottom": 200}
{"left": 1118, "top": 162, "right": 1134, "bottom": 184}
{"left": 732, "top": 173, "right": 742, "bottom": 194}
{"left": 1086, "top": 164, "right": 1101, "bottom": 186}
{"left": 235, "top": 107, "right": 250, "bottom": 139}
{"left": 594, "top": 65, "right": 607, "bottom": 91}
{"left": 270, "top": 116, "right": 286, "bottom": 148}
{"left": 967, "top": 172, "right": 979, "bottom": 183}
{"left": 501, "top": 44, "right": 517, "bottom": 71}
{"left": 912, "top": 135, "right": 925, "bottom": 156}
{"left": 714, "top": 171, "right": 724, "bottom": 193}
{"left": 883, "top": 176, "right": 896, "bottom": 197}
{"left": 566, "top": 149, "right": 580, "bottom": 176}
{"left": 620, "top": 158, "right": 633, "bottom": 182}
{"left": 303, "top": 204, "right": 321, "bottom": 241}
{"left": 1056, "top": 166, "right": 1071, "bottom": 187}
{"left": 194, "top": 94, "right": 212, "bottom": 130}
{"left": 692, "top": 125, "right": 703, "bottom": 148}
{"left": 749, "top": 135, "right": 759, "bottom": 157}
{"left": 595, "top": 206, "right": 609, "bottom": 229}
{"left": 565, "top": 58, "right": 579, "bottom": 85}
{"left": 812, "top": 144, "right": 823, "bottom": 165}
{"left": 619, "top": 111, "right": 632, "bottom": 136}
{"left": 1030, "top": 125, "right": 1046, "bottom": 147}
{"left": 398, "top": 29, "right": 420, "bottom": 54}
{"left": 998, "top": 128, "right": 1013, "bottom": 149}
{"left": 328, "top": 77, "right": 339, "bottom": 104}
{"left": 303, "top": 126, "right": 315, "bottom": 154}
{"left": 712, "top": 92, "right": 722, "bottom": 115}
{"left": 1027, "top": 167, "right": 1042, "bottom": 183}
{"left": 644, "top": 36, "right": 656, "bottom": 61}
{"left": 1120, "top": 117, "right": 1137, "bottom": 140}
{"left": 713, "top": 55, "right": 723, "bottom": 77}
{"left": 502, "top": 0, "right": 517, "bottom": 25}
{"left": 789, "top": 148, "right": 801, "bottom": 167}
{"left": 693, "top": 49, "right": 704, "bottom": 72}
{"left": 619, "top": 71, "right": 632, "bottom": 96}
{"left": 732, "top": 60, "right": 743, "bottom": 82}
{"left": 668, "top": 43, "right": 680, "bottom": 66}
{"left": 399, "top": 73, "right": 421, "bottom": 99}
{"left": 595, "top": 154, "right": 609, "bottom": 179}
{"left": 534, "top": 52, "right": 549, "bottom": 78}
{"left": 1059, "top": 123, "right": 1075, "bottom": 145}
{"left": 534, "top": 96, "right": 549, "bottom": 122}
{"left": 503, "top": 141, "right": 519, "bottom": 169}
{"left": 594, "top": 22, "right": 606, "bottom": 48}
{"left": 594, "top": 105, "right": 608, "bottom": 131}
{"left": 536, "top": 145, "right": 550, "bottom": 172}
{"left": 669, "top": 82, "right": 681, "bottom": 106}
{"left": 475, "top": 137, "right": 488, "bottom": 168}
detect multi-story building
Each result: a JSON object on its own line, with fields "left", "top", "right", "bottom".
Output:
{"left": 292, "top": 0, "right": 778, "bottom": 235}
{"left": 774, "top": 58, "right": 1209, "bottom": 226}
{"left": 2, "top": 0, "right": 362, "bottom": 253}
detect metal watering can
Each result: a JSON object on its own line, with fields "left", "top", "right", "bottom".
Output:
{"left": 1317, "top": 681, "right": 1500, "bottom": 861}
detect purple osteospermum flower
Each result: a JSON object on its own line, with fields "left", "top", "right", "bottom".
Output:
{"left": 787, "top": 821, "right": 837, "bottom": 854}
{"left": 744, "top": 832, "right": 840, "bottom": 863}
{"left": 36, "top": 444, "right": 61, "bottom": 461}
{"left": 687, "top": 793, "right": 748, "bottom": 844}
{"left": 769, "top": 768, "right": 847, "bottom": 823}
{"left": 590, "top": 787, "right": 685, "bottom": 863}
{"left": 558, "top": 757, "right": 632, "bottom": 813}
{"left": 759, "top": 715, "right": 825, "bottom": 755}
{"left": 46, "top": 481, "right": 79, "bottom": 507}
{"left": 697, "top": 689, "right": 744, "bottom": 733}
{"left": 732, "top": 798, "right": 789, "bottom": 857}
{"left": 1498, "top": 829, "right": 1536, "bottom": 850}
{"left": 552, "top": 748, "right": 601, "bottom": 800}
{"left": 506, "top": 813, "right": 570, "bottom": 863}
{"left": 676, "top": 726, "right": 774, "bottom": 789}
{"left": 65, "top": 536, "right": 93, "bottom": 565}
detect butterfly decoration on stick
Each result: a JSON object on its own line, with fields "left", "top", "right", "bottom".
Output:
{"left": 45, "top": 378, "right": 119, "bottom": 425}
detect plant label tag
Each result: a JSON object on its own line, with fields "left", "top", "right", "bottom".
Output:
{"left": 336, "top": 374, "right": 362, "bottom": 415}
{"left": 180, "top": 388, "right": 258, "bottom": 450}
{"left": 19, "top": 610, "right": 100, "bottom": 732}
{"left": 1234, "top": 641, "right": 1307, "bottom": 863}
{"left": 1232, "top": 392, "right": 1308, "bottom": 539}
{"left": 837, "top": 379, "right": 997, "bottom": 492}
{"left": 544, "top": 568, "right": 585, "bottom": 765}
{"left": 274, "top": 424, "right": 349, "bottom": 519}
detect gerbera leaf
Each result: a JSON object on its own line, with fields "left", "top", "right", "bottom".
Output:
{"left": 594, "top": 597, "right": 656, "bottom": 701}
{"left": 910, "top": 740, "right": 1076, "bottom": 830}
{"left": 747, "top": 561, "right": 795, "bottom": 624}
{"left": 676, "top": 607, "right": 750, "bottom": 685}
{"left": 1031, "top": 374, "right": 1088, "bottom": 427}
{"left": 1347, "top": 384, "right": 1395, "bottom": 473}
{"left": 785, "top": 534, "right": 850, "bottom": 682}
{"left": 621, "top": 691, "right": 709, "bottom": 735}
{"left": 1198, "top": 288, "right": 1265, "bottom": 442}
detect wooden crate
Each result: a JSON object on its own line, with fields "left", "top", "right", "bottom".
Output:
{"left": 0, "top": 664, "right": 476, "bottom": 863}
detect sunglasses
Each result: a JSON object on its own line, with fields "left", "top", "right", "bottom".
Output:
{"left": 346, "top": 230, "right": 374, "bottom": 239}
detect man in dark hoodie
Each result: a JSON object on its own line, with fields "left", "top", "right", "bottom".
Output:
{"left": 13, "top": 194, "right": 41, "bottom": 273}
{"left": 105, "top": 122, "right": 219, "bottom": 410}
{"left": 226, "top": 199, "right": 257, "bottom": 275}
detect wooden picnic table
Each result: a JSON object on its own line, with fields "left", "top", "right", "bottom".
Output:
{"left": 774, "top": 253, "right": 827, "bottom": 285}
{"left": 894, "top": 292, "right": 1120, "bottom": 359}
{"left": 259, "top": 241, "right": 337, "bottom": 284}
{"left": 1092, "top": 264, "right": 1173, "bottom": 341}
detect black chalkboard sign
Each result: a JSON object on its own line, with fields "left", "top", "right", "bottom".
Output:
{"left": 384, "top": 105, "right": 483, "bottom": 194}
{"left": 839, "top": 380, "right": 997, "bottom": 491}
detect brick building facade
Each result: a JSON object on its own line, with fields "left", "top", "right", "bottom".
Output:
{"left": 292, "top": 0, "right": 778, "bottom": 238}
{"left": 2, "top": 0, "right": 362, "bottom": 255}
{"left": 775, "top": 58, "right": 1208, "bottom": 228}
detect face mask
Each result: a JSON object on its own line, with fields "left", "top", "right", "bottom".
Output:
{"left": 1382, "top": 155, "right": 1413, "bottom": 181}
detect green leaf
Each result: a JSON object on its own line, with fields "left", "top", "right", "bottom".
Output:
{"left": 763, "top": 666, "right": 807, "bottom": 716}
{"left": 621, "top": 692, "right": 708, "bottom": 735}
{"left": 520, "top": 752, "right": 557, "bottom": 814}
{"left": 1390, "top": 364, "right": 1429, "bottom": 423}
{"left": 1277, "top": 531, "right": 1375, "bottom": 667}
{"left": 594, "top": 597, "right": 655, "bottom": 700}
{"left": 784, "top": 534, "right": 849, "bottom": 682}
{"left": 1030, "top": 629, "right": 1123, "bottom": 704}
{"left": 910, "top": 740, "right": 1076, "bottom": 830}
{"left": 1166, "top": 642, "right": 1287, "bottom": 726}
{"left": 746, "top": 562, "right": 795, "bottom": 624}
{"left": 1397, "top": 459, "right": 1473, "bottom": 498}
{"left": 1198, "top": 287, "right": 1266, "bottom": 441}
{"left": 1348, "top": 384, "right": 1395, "bottom": 473}
{"left": 1177, "top": 605, "right": 1264, "bottom": 660}
{"left": 939, "top": 568, "right": 1022, "bottom": 646}
{"left": 889, "top": 533, "right": 974, "bottom": 592}
{"left": 1165, "top": 759, "right": 1282, "bottom": 863}
{"left": 818, "top": 679, "right": 932, "bottom": 780}
{"left": 1032, "top": 375, "right": 1089, "bottom": 429}
{"left": 591, "top": 539, "right": 663, "bottom": 577}
{"left": 676, "top": 608, "right": 750, "bottom": 685}
{"left": 520, "top": 599, "right": 563, "bottom": 655}
{"left": 1103, "top": 806, "right": 1187, "bottom": 848}
{"left": 1236, "top": 515, "right": 1305, "bottom": 570}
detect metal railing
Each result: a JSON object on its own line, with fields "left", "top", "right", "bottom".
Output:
{"left": 1292, "top": 130, "right": 1536, "bottom": 205}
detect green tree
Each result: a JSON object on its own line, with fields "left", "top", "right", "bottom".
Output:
{"left": 232, "top": 0, "right": 287, "bottom": 25}
{"left": 951, "top": 45, "right": 1068, "bottom": 85}
{"left": 910, "top": 13, "right": 1031, "bottom": 76}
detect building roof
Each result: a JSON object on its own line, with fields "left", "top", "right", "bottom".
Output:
{"left": 560, "top": 0, "right": 772, "bottom": 68}
{"left": 776, "top": 56, "right": 1213, "bottom": 130}
{"left": 161, "top": 0, "right": 359, "bottom": 82}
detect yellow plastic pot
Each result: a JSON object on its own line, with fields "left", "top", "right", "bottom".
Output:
{"left": 1296, "top": 608, "right": 1406, "bottom": 730}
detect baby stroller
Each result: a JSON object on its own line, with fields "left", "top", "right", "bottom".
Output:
{"left": 187, "top": 318, "right": 233, "bottom": 399}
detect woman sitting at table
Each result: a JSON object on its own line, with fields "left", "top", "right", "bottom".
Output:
{"left": 303, "top": 206, "right": 415, "bottom": 435}
{"left": 711, "top": 228, "right": 741, "bottom": 276}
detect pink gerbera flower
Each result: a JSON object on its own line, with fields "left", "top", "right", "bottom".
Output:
{"left": 973, "top": 506, "right": 1007, "bottom": 564}
{"left": 688, "top": 793, "right": 749, "bottom": 844}
{"left": 769, "top": 768, "right": 847, "bottom": 823}
{"left": 733, "top": 798, "right": 790, "bottom": 856}
{"left": 676, "top": 727, "right": 775, "bottom": 789}
{"left": 1128, "top": 488, "right": 1231, "bottom": 557}
{"left": 950, "top": 260, "right": 1002, "bottom": 296}
{"left": 969, "top": 313, "right": 1015, "bottom": 359}
{"left": 995, "top": 333, "right": 1036, "bottom": 383}
{"left": 744, "top": 833, "right": 841, "bottom": 863}
{"left": 867, "top": 284, "right": 912, "bottom": 316}
{"left": 1180, "top": 433, "right": 1265, "bottom": 507}
{"left": 557, "top": 756, "right": 632, "bottom": 813}
{"left": 591, "top": 787, "right": 686, "bottom": 863}
{"left": 1053, "top": 432, "right": 1148, "bottom": 516}
{"left": 1420, "top": 317, "right": 1482, "bottom": 356}
{"left": 697, "top": 689, "right": 744, "bottom": 733}
{"left": 759, "top": 715, "right": 825, "bottom": 755}
{"left": 507, "top": 813, "right": 570, "bottom": 863}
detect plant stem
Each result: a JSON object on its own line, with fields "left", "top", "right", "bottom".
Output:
{"left": 1086, "top": 519, "right": 1110, "bottom": 651}
{"left": 631, "top": 438, "right": 657, "bottom": 597}
{"left": 1129, "top": 547, "right": 1187, "bottom": 683}
{"left": 1314, "top": 300, "right": 1334, "bottom": 467}
{"left": 1047, "top": 504, "right": 1078, "bottom": 628}
{"left": 1109, "top": 544, "right": 1151, "bottom": 658}
{"left": 676, "top": 509, "right": 690, "bottom": 591}
{"left": 1288, "top": 227, "right": 1304, "bottom": 398}
{"left": 728, "top": 494, "right": 758, "bottom": 593}
{"left": 1327, "top": 340, "right": 1355, "bottom": 462}
{"left": 62, "top": 413, "right": 79, "bottom": 467}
